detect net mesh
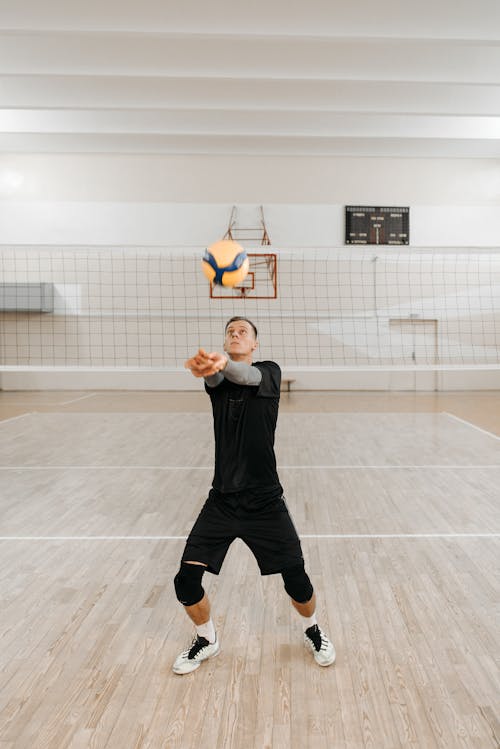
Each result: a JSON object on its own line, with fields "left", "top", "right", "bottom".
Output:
{"left": 1, "top": 246, "right": 499, "bottom": 370}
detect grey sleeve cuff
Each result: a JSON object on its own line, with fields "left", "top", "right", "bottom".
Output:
{"left": 204, "top": 372, "right": 224, "bottom": 388}
{"left": 222, "top": 358, "right": 262, "bottom": 386}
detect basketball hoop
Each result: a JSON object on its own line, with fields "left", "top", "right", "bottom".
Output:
{"left": 209, "top": 253, "right": 277, "bottom": 299}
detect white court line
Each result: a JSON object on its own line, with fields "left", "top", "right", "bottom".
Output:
{"left": 59, "top": 393, "right": 98, "bottom": 406}
{"left": 0, "top": 535, "right": 187, "bottom": 540}
{"left": 0, "top": 465, "right": 213, "bottom": 470}
{"left": 301, "top": 533, "right": 500, "bottom": 539}
{"left": 442, "top": 412, "right": 500, "bottom": 442}
{"left": 0, "top": 412, "right": 33, "bottom": 426}
{"left": 0, "top": 533, "right": 498, "bottom": 541}
{"left": 1, "top": 464, "right": 500, "bottom": 471}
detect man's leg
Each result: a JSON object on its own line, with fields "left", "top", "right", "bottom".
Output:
{"left": 240, "top": 494, "right": 336, "bottom": 667}
{"left": 172, "top": 561, "right": 220, "bottom": 674}
{"left": 282, "top": 564, "right": 336, "bottom": 667}
{"left": 291, "top": 590, "right": 316, "bottom": 618}
{"left": 181, "top": 562, "right": 211, "bottom": 625}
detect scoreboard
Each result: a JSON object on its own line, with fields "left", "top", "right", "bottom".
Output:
{"left": 345, "top": 206, "right": 409, "bottom": 245}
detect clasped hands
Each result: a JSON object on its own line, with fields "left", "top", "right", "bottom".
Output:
{"left": 185, "top": 348, "right": 228, "bottom": 378}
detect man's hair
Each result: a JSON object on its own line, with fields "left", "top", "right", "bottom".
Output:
{"left": 225, "top": 316, "right": 258, "bottom": 339}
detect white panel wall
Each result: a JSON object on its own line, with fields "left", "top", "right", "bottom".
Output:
{"left": 1, "top": 154, "right": 499, "bottom": 247}
{"left": 0, "top": 202, "right": 499, "bottom": 248}
{"left": 2, "top": 155, "right": 500, "bottom": 205}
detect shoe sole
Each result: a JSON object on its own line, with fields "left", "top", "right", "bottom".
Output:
{"left": 315, "top": 654, "right": 336, "bottom": 667}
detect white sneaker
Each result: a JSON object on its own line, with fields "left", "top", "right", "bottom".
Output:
{"left": 172, "top": 634, "right": 220, "bottom": 674}
{"left": 304, "top": 624, "right": 336, "bottom": 667}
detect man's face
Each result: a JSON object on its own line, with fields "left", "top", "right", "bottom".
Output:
{"left": 224, "top": 320, "right": 258, "bottom": 358}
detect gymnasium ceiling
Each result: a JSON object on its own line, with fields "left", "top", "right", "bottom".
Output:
{"left": 0, "top": 0, "right": 499, "bottom": 159}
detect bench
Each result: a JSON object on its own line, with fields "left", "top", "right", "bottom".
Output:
{"left": 281, "top": 378, "right": 295, "bottom": 393}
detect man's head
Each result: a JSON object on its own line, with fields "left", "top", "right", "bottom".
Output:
{"left": 224, "top": 317, "right": 258, "bottom": 361}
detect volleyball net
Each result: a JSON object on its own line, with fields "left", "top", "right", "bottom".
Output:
{"left": 0, "top": 247, "right": 499, "bottom": 375}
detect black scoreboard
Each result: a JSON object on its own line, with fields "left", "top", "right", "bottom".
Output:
{"left": 345, "top": 206, "right": 409, "bottom": 245}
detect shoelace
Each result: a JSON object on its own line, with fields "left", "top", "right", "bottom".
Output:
{"left": 305, "top": 625, "right": 325, "bottom": 652}
{"left": 187, "top": 635, "right": 210, "bottom": 659}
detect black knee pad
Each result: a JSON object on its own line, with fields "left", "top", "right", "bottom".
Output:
{"left": 282, "top": 563, "right": 314, "bottom": 604}
{"left": 174, "top": 562, "right": 206, "bottom": 606}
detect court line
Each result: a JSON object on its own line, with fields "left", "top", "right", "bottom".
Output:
{"left": 0, "top": 412, "right": 33, "bottom": 426}
{"left": 0, "top": 533, "right": 498, "bottom": 541}
{"left": 302, "top": 533, "right": 500, "bottom": 539}
{"left": 0, "top": 464, "right": 499, "bottom": 470}
{"left": 442, "top": 412, "right": 500, "bottom": 442}
{"left": 59, "top": 393, "right": 98, "bottom": 406}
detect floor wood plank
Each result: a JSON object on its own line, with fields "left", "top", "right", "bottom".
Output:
{"left": 0, "top": 395, "right": 498, "bottom": 748}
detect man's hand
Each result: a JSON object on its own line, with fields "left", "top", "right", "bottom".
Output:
{"left": 184, "top": 348, "right": 228, "bottom": 378}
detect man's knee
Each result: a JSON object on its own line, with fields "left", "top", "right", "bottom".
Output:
{"left": 174, "top": 562, "right": 206, "bottom": 606}
{"left": 281, "top": 562, "right": 314, "bottom": 604}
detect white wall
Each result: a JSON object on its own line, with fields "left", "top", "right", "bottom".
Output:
{"left": 1, "top": 154, "right": 499, "bottom": 247}
{"left": 1, "top": 202, "right": 499, "bottom": 248}
{"left": 2, "top": 154, "right": 500, "bottom": 204}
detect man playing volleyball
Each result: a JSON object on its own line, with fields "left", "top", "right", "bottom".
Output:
{"left": 172, "top": 316, "right": 335, "bottom": 674}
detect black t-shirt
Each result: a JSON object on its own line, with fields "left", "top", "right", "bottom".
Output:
{"left": 204, "top": 360, "right": 282, "bottom": 495}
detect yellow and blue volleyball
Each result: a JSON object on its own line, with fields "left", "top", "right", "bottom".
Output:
{"left": 202, "top": 240, "right": 249, "bottom": 287}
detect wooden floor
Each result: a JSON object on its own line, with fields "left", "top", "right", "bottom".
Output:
{"left": 0, "top": 391, "right": 499, "bottom": 749}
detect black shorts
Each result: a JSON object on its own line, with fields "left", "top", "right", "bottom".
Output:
{"left": 180, "top": 488, "right": 304, "bottom": 576}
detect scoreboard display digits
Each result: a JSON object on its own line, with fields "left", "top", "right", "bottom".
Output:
{"left": 345, "top": 206, "right": 409, "bottom": 245}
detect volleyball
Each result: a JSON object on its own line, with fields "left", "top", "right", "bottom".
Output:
{"left": 201, "top": 240, "right": 250, "bottom": 287}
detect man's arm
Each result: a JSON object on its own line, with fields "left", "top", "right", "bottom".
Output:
{"left": 204, "top": 372, "right": 224, "bottom": 388}
{"left": 185, "top": 348, "right": 262, "bottom": 386}
{"left": 185, "top": 348, "right": 222, "bottom": 378}
{"left": 204, "top": 358, "right": 262, "bottom": 387}
{"left": 219, "top": 358, "right": 262, "bottom": 386}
